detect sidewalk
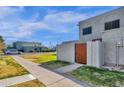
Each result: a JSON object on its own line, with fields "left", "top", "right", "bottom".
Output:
{"left": 0, "top": 74, "right": 36, "bottom": 87}
{"left": 11, "top": 56, "right": 82, "bottom": 87}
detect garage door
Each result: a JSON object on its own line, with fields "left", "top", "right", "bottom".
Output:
{"left": 75, "top": 43, "right": 87, "bottom": 64}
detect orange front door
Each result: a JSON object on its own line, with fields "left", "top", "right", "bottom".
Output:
{"left": 75, "top": 43, "right": 87, "bottom": 64}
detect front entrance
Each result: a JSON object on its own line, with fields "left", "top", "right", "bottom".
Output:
{"left": 75, "top": 43, "right": 87, "bottom": 64}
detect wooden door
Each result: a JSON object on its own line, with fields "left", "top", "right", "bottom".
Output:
{"left": 75, "top": 43, "right": 87, "bottom": 64}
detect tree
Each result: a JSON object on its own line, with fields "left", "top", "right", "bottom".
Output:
{"left": 7, "top": 44, "right": 13, "bottom": 49}
{"left": 0, "top": 36, "right": 4, "bottom": 51}
{"left": 0, "top": 36, "right": 4, "bottom": 42}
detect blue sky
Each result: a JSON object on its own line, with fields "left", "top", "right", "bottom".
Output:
{"left": 0, "top": 6, "right": 119, "bottom": 46}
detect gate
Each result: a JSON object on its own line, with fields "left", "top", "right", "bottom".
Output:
{"left": 75, "top": 43, "right": 87, "bottom": 64}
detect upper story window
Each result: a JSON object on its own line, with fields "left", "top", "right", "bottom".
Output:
{"left": 105, "top": 19, "right": 120, "bottom": 30}
{"left": 82, "top": 27, "right": 92, "bottom": 35}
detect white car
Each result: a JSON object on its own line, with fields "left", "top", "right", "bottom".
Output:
{"left": 5, "top": 49, "right": 21, "bottom": 55}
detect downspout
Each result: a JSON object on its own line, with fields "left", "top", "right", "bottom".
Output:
{"left": 116, "top": 44, "right": 119, "bottom": 67}
{"left": 91, "top": 41, "right": 93, "bottom": 66}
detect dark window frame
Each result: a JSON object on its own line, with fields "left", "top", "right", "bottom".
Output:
{"left": 105, "top": 19, "right": 120, "bottom": 30}
{"left": 82, "top": 26, "right": 92, "bottom": 35}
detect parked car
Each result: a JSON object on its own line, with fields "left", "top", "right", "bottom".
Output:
{"left": 4, "top": 49, "right": 21, "bottom": 55}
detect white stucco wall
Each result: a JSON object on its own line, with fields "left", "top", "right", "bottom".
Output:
{"left": 87, "top": 41, "right": 104, "bottom": 68}
{"left": 57, "top": 42, "right": 75, "bottom": 63}
{"left": 87, "top": 42, "right": 92, "bottom": 66}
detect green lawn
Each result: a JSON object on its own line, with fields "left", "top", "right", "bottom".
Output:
{"left": 10, "top": 79, "right": 45, "bottom": 87}
{"left": 70, "top": 66, "right": 124, "bottom": 87}
{"left": 0, "top": 55, "right": 29, "bottom": 79}
{"left": 21, "top": 53, "right": 70, "bottom": 69}
{"left": 21, "top": 53, "right": 56, "bottom": 63}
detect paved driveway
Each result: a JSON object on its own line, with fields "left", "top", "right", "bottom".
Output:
{"left": 11, "top": 55, "right": 82, "bottom": 87}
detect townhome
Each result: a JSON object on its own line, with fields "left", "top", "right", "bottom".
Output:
{"left": 57, "top": 7, "right": 124, "bottom": 68}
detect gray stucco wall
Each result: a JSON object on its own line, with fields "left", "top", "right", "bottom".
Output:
{"left": 79, "top": 7, "right": 124, "bottom": 65}
{"left": 102, "top": 30, "right": 124, "bottom": 65}
{"left": 57, "top": 42, "right": 75, "bottom": 63}
{"left": 79, "top": 7, "right": 124, "bottom": 43}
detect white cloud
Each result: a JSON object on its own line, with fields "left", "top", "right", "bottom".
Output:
{"left": 0, "top": 6, "right": 95, "bottom": 42}
{"left": 39, "top": 11, "right": 88, "bottom": 33}
{"left": 0, "top": 6, "right": 114, "bottom": 43}
{"left": 44, "top": 11, "right": 87, "bottom": 23}
{"left": 0, "top": 6, "right": 24, "bottom": 19}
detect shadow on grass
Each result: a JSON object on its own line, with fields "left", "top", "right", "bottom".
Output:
{"left": 38, "top": 60, "right": 71, "bottom": 70}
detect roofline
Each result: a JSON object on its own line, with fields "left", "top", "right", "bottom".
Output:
{"left": 14, "top": 41, "right": 42, "bottom": 44}
{"left": 79, "top": 6, "right": 123, "bottom": 24}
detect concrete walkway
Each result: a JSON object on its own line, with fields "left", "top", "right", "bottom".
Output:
{"left": 54, "top": 63, "right": 83, "bottom": 73}
{"left": 11, "top": 56, "right": 82, "bottom": 87}
{"left": 0, "top": 74, "right": 36, "bottom": 87}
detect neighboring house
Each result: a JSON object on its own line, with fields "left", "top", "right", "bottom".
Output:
{"left": 57, "top": 7, "right": 124, "bottom": 68}
{"left": 13, "top": 41, "right": 45, "bottom": 52}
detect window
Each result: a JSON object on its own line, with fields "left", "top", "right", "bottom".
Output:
{"left": 82, "top": 27, "right": 92, "bottom": 35}
{"left": 105, "top": 19, "right": 120, "bottom": 30}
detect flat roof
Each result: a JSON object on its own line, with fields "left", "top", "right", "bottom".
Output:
{"left": 14, "top": 41, "right": 41, "bottom": 44}
{"left": 79, "top": 6, "right": 123, "bottom": 24}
